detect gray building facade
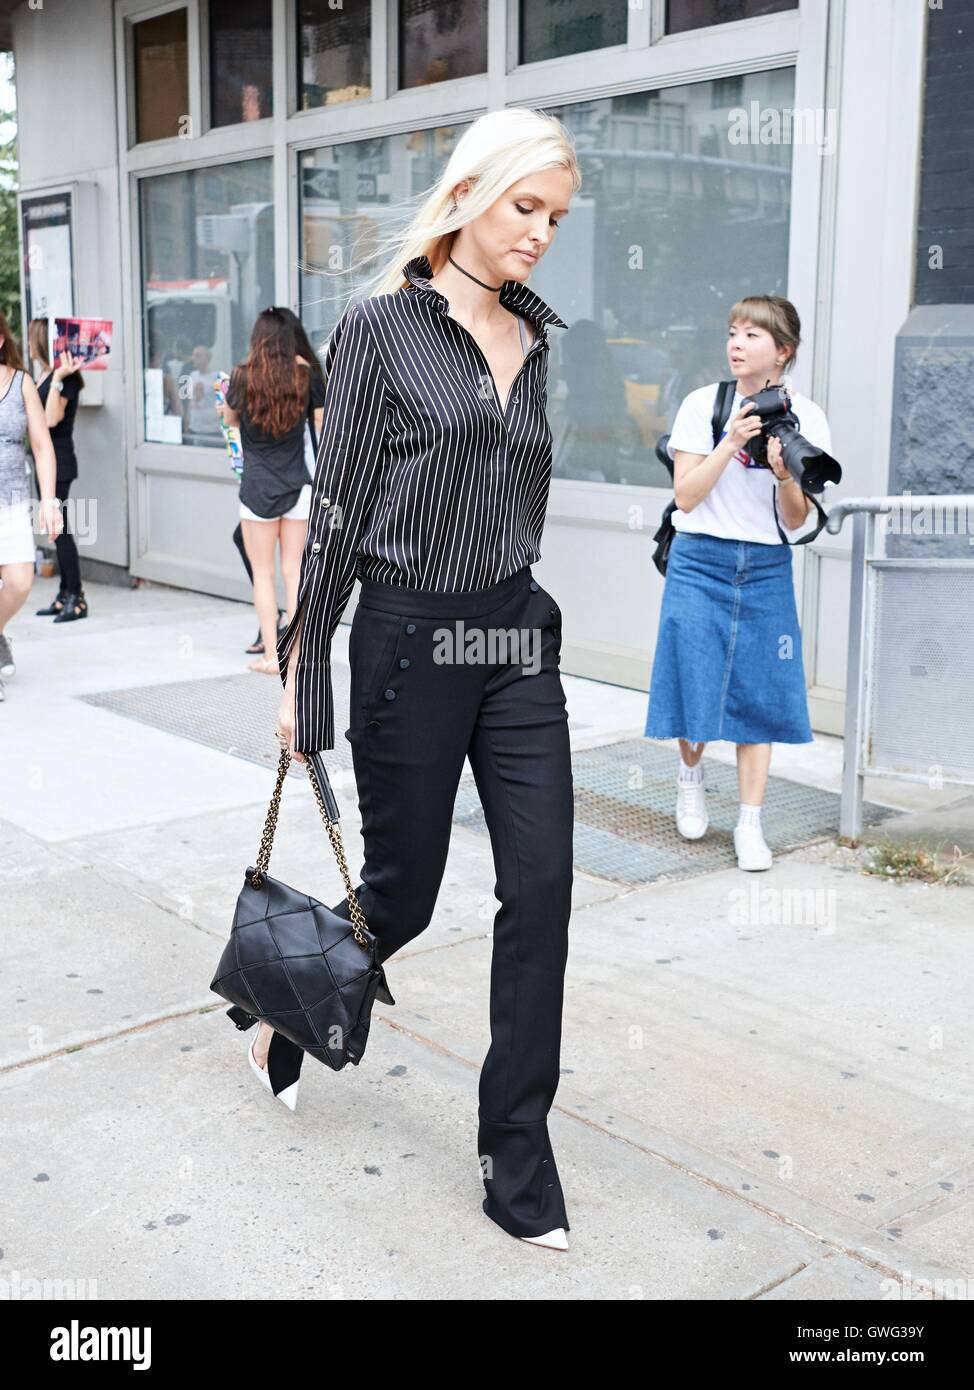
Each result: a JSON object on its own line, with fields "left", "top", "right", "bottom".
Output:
{"left": 4, "top": 0, "right": 965, "bottom": 731}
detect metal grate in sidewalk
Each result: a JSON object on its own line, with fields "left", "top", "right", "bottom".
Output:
{"left": 452, "top": 737, "right": 895, "bottom": 885}
{"left": 80, "top": 668, "right": 356, "bottom": 776}
{"left": 80, "top": 678, "right": 894, "bottom": 884}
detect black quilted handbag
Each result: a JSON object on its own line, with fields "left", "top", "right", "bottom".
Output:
{"left": 209, "top": 748, "right": 394, "bottom": 1071}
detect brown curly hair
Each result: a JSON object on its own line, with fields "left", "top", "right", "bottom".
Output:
{"left": 241, "top": 307, "right": 310, "bottom": 436}
{"left": 0, "top": 310, "right": 26, "bottom": 371}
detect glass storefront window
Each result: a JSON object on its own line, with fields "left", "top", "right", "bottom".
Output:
{"left": 209, "top": 0, "right": 273, "bottom": 127}
{"left": 298, "top": 124, "right": 469, "bottom": 354}
{"left": 546, "top": 71, "right": 794, "bottom": 487}
{"left": 398, "top": 0, "right": 487, "bottom": 88}
{"left": 133, "top": 8, "right": 189, "bottom": 143}
{"left": 666, "top": 0, "right": 797, "bottom": 35}
{"left": 519, "top": 0, "right": 627, "bottom": 66}
{"left": 139, "top": 159, "right": 275, "bottom": 447}
{"left": 297, "top": 0, "right": 371, "bottom": 111}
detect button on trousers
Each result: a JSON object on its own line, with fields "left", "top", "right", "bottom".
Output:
{"left": 268, "top": 564, "right": 575, "bottom": 1238}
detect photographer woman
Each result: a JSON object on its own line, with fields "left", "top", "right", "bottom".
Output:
{"left": 644, "top": 295, "right": 832, "bottom": 871}
{"left": 221, "top": 308, "right": 326, "bottom": 673}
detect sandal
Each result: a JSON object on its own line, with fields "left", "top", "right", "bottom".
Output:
{"left": 245, "top": 611, "right": 287, "bottom": 656}
{"left": 52, "top": 593, "right": 88, "bottom": 624}
{"left": 247, "top": 656, "right": 279, "bottom": 674}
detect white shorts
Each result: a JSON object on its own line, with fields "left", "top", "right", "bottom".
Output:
{"left": 239, "top": 484, "right": 311, "bottom": 524}
{"left": 0, "top": 500, "right": 37, "bottom": 566}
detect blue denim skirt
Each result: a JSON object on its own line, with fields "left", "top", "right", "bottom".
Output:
{"left": 645, "top": 531, "right": 813, "bottom": 744}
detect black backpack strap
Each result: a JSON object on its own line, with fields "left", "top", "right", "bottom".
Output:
{"left": 772, "top": 485, "right": 829, "bottom": 545}
{"left": 653, "top": 381, "right": 742, "bottom": 579}
{"left": 711, "top": 380, "right": 736, "bottom": 449}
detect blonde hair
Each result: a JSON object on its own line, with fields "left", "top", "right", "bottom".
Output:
{"left": 728, "top": 294, "right": 801, "bottom": 369}
{"left": 306, "top": 107, "right": 581, "bottom": 316}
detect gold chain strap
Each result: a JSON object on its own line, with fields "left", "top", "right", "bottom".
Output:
{"left": 250, "top": 746, "right": 370, "bottom": 951}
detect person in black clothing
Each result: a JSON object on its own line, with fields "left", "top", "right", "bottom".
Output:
{"left": 231, "top": 309, "right": 325, "bottom": 656}
{"left": 29, "top": 320, "right": 87, "bottom": 622}
{"left": 220, "top": 308, "right": 326, "bottom": 673}
{"left": 259, "top": 108, "right": 580, "bottom": 1250}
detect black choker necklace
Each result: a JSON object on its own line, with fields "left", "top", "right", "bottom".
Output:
{"left": 448, "top": 254, "right": 502, "bottom": 292}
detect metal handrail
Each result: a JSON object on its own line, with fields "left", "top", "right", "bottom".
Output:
{"left": 826, "top": 495, "right": 974, "bottom": 534}
{"left": 837, "top": 493, "right": 974, "bottom": 840}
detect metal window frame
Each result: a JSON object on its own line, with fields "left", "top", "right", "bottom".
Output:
{"left": 115, "top": 0, "right": 832, "bottom": 599}
{"left": 16, "top": 182, "right": 79, "bottom": 325}
{"left": 118, "top": 0, "right": 200, "bottom": 150}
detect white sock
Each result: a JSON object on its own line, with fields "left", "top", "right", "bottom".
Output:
{"left": 678, "top": 760, "right": 703, "bottom": 784}
{"left": 737, "top": 803, "right": 763, "bottom": 829}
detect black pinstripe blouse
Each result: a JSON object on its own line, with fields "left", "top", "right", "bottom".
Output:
{"left": 277, "top": 254, "right": 569, "bottom": 754}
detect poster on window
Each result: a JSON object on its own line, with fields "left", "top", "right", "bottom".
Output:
{"left": 49, "top": 317, "right": 113, "bottom": 370}
{"left": 21, "top": 192, "right": 75, "bottom": 323}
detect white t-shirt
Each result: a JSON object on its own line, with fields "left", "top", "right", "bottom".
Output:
{"left": 667, "top": 381, "right": 832, "bottom": 545}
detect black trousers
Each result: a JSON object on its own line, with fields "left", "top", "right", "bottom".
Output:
{"left": 268, "top": 564, "right": 575, "bottom": 1238}
{"left": 54, "top": 476, "right": 82, "bottom": 595}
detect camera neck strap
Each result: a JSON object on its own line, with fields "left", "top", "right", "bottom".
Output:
{"left": 772, "top": 485, "right": 829, "bottom": 546}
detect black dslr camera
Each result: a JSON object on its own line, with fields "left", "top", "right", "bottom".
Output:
{"left": 740, "top": 382, "right": 841, "bottom": 494}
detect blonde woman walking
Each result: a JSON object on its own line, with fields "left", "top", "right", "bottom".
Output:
{"left": 239, "top": 109, "right": 579, "bottom": 1249}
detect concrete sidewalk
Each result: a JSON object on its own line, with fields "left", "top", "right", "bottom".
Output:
{"left": 1, "top": 577, "right": 971, "bottom": 1300}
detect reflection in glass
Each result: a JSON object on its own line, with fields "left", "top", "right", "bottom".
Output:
{"left": 666, "top": 0, "right": 797, "bottom": 35}
{"left": 519, "top": 0, "right": 627, "bottom": 66}
{"left": 133, "top": 9, "right": 189, "bottom": 143}
{"left": 546, "top": 72, "right": 794, "bottom": 487}
{"left": 399, "top": 0, "right": 487, "bottom": 88}
{"left": 209, "top": 0, "right": 273, "bottom": 127}
{"left": 298, "top": 125, "right": 469, "bottom": 354}
{"left": 140, "top": 159, "right": 275, "bottom": 447}
{"left": 297, "top": 0, "right": 371, "bottom": 110}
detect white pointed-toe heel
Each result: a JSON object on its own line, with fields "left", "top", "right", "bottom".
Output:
{"left": 248, "top": 1025, "right": 299, "bottom": 1111}
{"left": 520, "top": 1227, "right": 569, "bottom": 1251}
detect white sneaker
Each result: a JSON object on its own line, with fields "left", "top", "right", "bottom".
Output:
{"left": 676, "top": 770, "right": 708, "bottom": 839}
{"left": 734, "top": 822, "right": 773, "bottom": 871}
